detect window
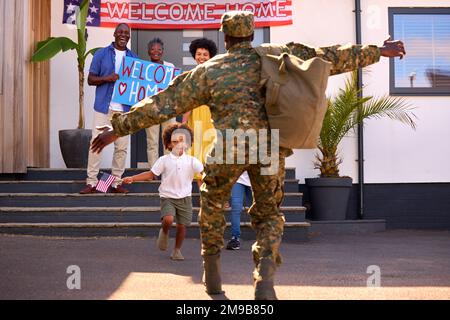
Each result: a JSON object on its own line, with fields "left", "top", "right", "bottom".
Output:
{"left": 389, "top": 8, "right": 450, "bottom": 96}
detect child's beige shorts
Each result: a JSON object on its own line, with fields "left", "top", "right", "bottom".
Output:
{"left": 160, "top": 196, "right": 193, "bottom": 226}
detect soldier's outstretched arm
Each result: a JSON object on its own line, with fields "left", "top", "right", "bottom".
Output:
{"left": 286, "top": 42, "right": 380, "bottom": 75}
{"left": 111, "top": 68, "right": 210, "bottom": 136}
{"left": 286, "top": 37, "right": 405, "bottom": 75}
{"left": 91, "top": 67, "right": 210, "bottom": 154}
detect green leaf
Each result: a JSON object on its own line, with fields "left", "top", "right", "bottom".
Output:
{"left": 84, "top": 47, "right": 102, "bottom": 60}
{"left": 77, "top": 29, "right": 87, "bottom": 57}
{"left": 75, "top": 0, "right": 89, "bottom": 56}
{"left": 77, "top": 0, "right": 89, "bottom": 33}
{"left": 60, "top": 38, "right": 78, "bottom": 52}
{"left": 31, "top": 37, "right": 78, "bottom": 62}
{"left": 31, "top": 0, "right": 94, "bottom": 130}
{"left": 36, "top": 37, "right": 55, "bottom": 51}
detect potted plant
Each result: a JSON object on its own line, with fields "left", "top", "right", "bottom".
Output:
{"left": 305, "top": 71, "right": 417, "bottom": 220}
{"left": 31, "top": 0, "right": 100, "bottom": 168}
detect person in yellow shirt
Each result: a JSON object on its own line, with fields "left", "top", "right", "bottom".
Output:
{"left": 182, "top": 38, "right": 218, "bottom": 189}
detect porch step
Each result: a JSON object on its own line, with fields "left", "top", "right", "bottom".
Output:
{"left": 0, "top": 221, "right": 310, "bottom": 242}
{"left": 0, "top": 167, "right": 298, "bottom": 181}
{"left": 0, "top": 193, "right": 304, "bottom": 208}
{"left": 0, "top": 167, "right": 308, "bottom": 241}
{"left": 0, "top": 206, "right": 306, "bottom": 223}
{"left": 0, "top": 179, "right": 301, "bottom": 193}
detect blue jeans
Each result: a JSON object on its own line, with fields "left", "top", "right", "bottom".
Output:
{"left": 230, "top": 183, "right": 253, "bottom": 239}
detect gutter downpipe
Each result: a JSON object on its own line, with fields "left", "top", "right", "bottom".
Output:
{"left": 355, "top": 0, "right": 364, "bottom": 220}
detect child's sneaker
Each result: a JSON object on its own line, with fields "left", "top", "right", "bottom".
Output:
{"left": 226, "top": 237, "right": 240, "bottom": 250}
{"left": 157, "top": 228, "right": 169, "bottom": 251}
{"left": 170, "top": 248, "right": 184, "bottom": 260}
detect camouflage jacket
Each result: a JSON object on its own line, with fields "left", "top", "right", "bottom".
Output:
{"left": 111, "top": 41, "right": 380, "bottom": 137}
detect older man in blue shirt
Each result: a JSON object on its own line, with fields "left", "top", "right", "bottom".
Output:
{"left": 80, "top": 23, "right": 138, "bottom": 194}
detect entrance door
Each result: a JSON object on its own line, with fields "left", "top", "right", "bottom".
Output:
{"left": 130, "top": 28, "right": 269, "bottom": 168}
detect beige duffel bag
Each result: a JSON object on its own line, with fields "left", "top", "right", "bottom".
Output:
{"left": 255, "top": 44, "right": 331, "bottom": 149}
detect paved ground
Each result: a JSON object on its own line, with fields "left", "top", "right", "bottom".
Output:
{"left": 0, "top": 230, "right": 449, "bottom": 300}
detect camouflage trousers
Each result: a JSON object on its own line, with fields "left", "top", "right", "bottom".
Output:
{"left": 198, "top": 149, "right": 289, "bottom": 268}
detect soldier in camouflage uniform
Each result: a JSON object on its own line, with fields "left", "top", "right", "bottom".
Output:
{"left": 91, "top": 11, "right": 406, "bottom": 300}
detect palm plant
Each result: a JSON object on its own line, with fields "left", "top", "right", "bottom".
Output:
{"left": 315, "top": 70, "right": 417, "bottom": 178}
{"left": 31, "top": 0, "right": 100, "bottom": 129}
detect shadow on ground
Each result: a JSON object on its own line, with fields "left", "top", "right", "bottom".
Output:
{"left": 0, "top": 230, "right": 449, "bottom": 299}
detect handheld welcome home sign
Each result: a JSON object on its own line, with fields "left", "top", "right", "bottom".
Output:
{"left": 112, "top": 56, "right": 181, "bottom": 106}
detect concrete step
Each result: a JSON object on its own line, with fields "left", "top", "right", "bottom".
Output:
{"left": 0, "top": 221, "right": 310, "bottom": 242}
{"left": 0, "top": 179, "right": 300, "bottom": 193}
{"left": 0, "top": 206, "right": 306, "bottom": 223}
{"left": 0, "top": 168, "right": 148, "bottom": 181}
{"left": 0, "top": 166, "right": 308, "bottom": 241}
{"left": 0, "top": 167, "right": 297, "bottom": 181}
{"left": 0, "top": 192, "right": 304, "bottom": 208}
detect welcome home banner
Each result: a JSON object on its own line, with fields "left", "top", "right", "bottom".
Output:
{"left": 63, "top": 0, "right": 293, "bottom": 29}
{"left": 112, "top": 56, "right": 182, "bottom": 106}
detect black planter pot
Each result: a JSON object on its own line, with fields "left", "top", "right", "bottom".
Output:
{"left": 305, "top": 177, "right": 353, "bottom": 221}
{"left": 59, "top": 129, "right": 92, "bottom": 168}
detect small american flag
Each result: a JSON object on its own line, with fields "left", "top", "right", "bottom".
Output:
{"left": 96, "top": 172, "right": 116, "bottom": 193}
{"left": 63, "top": 0, "right": 101, "bottom": 27}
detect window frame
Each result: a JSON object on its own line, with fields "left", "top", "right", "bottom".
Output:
{"left": 389, "top": 7, "right": 450, "bottom": 96}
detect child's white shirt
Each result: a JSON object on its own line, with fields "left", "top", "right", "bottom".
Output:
{"left": 151, "top": 153, "right": 203, "bottom": 199}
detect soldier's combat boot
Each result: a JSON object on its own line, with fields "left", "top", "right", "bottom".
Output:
{"left": 203, "top": 253, "right": 224, "bottom": 294}
{"left": 254, "top": 258, "right": 278, "bottom": 300}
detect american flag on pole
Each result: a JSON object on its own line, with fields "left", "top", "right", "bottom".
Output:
{"left": 96, "top": 172, "right": 116, "bottom": 193}
{"left": 63, "top": 0, "right": 101, "bottom": 26}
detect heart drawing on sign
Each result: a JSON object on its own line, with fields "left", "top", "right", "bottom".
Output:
{"left": 118, "top": 82, "right": 127, "bottom": 95}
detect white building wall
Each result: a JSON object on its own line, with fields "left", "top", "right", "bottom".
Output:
{"left": 361, "top": 0, "right": 450, "bottom": 183}
{"left": 274, "top": 0, "right": 450, "bottom": 183}
{"left": 49, "top": 0, "right": 450, "bottom": 184}
{"left": 50, "top": 0, "right": 130, "bottom": 169}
